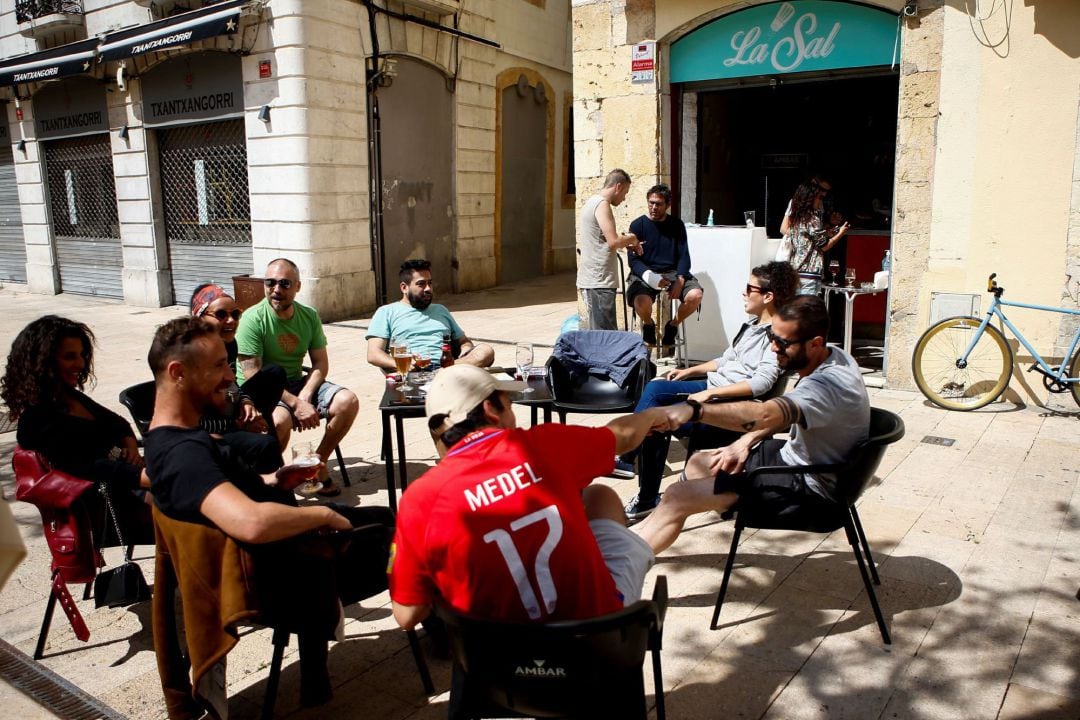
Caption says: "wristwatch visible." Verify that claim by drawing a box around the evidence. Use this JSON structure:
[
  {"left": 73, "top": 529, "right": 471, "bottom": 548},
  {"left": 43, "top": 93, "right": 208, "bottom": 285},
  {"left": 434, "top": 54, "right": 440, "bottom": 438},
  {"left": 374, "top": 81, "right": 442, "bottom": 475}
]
[{"left": 686, "top": 397, "right": 703, "bottom": 423}]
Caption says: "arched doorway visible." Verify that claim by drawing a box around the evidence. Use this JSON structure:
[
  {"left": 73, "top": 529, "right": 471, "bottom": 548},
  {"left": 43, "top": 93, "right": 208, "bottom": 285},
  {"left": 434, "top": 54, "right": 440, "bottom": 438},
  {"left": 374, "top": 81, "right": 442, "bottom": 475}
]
[{"left": 497, "top": 69, "right": 554, "bottom": 285}]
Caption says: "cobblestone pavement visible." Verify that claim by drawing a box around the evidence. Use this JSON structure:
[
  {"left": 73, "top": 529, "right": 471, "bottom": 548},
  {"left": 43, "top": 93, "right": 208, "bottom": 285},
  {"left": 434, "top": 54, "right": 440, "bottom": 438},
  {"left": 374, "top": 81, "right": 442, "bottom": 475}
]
[{"left": 0, "top": 274, "right": 1077, "bottom": 719}]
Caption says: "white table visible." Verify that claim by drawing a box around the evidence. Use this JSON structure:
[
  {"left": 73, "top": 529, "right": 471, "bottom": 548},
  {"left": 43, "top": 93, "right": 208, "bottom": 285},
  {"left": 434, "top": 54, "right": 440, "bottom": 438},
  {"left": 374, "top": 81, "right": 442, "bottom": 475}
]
[{"left": 823, "top": 284, "right": 886, "bottom": 355}]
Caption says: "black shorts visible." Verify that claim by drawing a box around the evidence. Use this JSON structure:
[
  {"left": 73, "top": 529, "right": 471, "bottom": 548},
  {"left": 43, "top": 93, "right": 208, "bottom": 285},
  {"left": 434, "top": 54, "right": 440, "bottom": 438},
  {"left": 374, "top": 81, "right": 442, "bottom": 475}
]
[
  {"left": 713, "top": 440, "right": 832, "bottom": 520},
  {"left": 626, "top": 273, "right": 702, "bottom": 306}
]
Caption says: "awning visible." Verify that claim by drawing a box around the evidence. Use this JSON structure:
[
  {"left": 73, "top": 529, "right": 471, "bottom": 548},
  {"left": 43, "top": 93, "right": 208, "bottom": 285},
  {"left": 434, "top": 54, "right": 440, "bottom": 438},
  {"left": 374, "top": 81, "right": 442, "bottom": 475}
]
[
  {"left": 98, "top": 0, "right": 249, "bottom": 63},
  {"left": 0, "top": 38, "right": 99, "bottom": 87}
]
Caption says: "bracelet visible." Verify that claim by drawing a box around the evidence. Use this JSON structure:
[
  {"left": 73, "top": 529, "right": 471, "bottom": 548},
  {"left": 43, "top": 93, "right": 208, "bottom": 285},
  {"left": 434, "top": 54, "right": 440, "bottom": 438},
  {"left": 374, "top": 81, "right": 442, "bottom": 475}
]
[{"left": 686, "top": 398, "right": 703, "bottom": 423}]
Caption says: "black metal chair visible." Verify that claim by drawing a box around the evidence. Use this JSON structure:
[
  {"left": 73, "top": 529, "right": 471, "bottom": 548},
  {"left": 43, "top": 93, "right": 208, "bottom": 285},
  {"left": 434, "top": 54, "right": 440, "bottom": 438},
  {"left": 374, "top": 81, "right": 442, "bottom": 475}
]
[
  {"left": 119, "top": 381, "right": 351, "bottom": 487},
  {"left": 435, "top": 575, "right": 668, "bottom": 720},
  {"left": 710, "top": 407, "right": 905, "bottom": 645},
  {"left": 545, "top": 336, "right": 651, "bottom": 423}
]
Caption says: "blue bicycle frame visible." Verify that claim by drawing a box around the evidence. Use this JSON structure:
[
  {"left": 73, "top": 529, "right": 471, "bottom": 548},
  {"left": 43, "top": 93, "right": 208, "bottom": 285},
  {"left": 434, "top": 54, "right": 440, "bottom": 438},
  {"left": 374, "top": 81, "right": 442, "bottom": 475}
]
[{"left": 963, "top": 294, "right": 1080, "bottom": 385}]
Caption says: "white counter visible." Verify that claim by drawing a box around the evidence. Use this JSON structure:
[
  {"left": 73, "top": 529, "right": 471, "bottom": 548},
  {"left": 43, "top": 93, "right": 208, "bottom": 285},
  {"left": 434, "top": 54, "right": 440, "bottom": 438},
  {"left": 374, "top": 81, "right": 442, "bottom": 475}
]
[{"left": 682, "top": 226, "right": 779, "bottom": 363}]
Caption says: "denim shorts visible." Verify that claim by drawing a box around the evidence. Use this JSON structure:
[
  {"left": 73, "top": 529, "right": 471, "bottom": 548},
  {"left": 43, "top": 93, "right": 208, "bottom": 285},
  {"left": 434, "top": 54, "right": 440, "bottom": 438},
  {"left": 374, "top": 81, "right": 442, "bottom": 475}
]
[{"left": 279, "top": 378, "right": 345, "bottom": 418}]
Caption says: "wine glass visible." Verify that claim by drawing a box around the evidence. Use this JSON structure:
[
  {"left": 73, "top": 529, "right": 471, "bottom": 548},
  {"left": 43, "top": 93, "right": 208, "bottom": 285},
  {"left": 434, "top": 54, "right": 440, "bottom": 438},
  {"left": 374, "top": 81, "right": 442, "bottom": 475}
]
[
  {"left": 291, "top": 441, "right": 323, "bottom": 496},
  {"left": 394, "top": 343, "right": 414, "bottom": 391},
  {"left": 844, "top": 268, "right": 857, "bottom": 287},
  {"left": 828, "top": 259, "right": 840, "bottom": 286},
  {"left": 515, "top": 342, "right": 535, "bottom": 394}
]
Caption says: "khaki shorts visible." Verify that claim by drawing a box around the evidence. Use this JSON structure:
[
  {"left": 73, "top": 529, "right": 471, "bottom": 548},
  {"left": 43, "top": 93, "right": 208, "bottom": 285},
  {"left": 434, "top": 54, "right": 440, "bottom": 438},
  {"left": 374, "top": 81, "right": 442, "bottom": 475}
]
[{"left": 589, "top": 518, "right": 655, "bottom": 605}]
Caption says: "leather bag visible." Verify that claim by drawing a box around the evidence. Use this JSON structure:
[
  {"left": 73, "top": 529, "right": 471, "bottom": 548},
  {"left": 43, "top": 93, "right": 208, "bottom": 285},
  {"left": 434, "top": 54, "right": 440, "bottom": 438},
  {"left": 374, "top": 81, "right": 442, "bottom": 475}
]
[{"left": 93, "top": 482, "right": 151, "bottom": 608}]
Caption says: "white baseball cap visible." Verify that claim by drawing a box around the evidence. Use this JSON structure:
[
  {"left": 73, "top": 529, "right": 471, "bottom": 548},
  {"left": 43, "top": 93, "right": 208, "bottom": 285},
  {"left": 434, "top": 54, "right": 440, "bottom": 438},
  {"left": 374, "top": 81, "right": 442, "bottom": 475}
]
[{"left": 425, "top": 365, "right": 526, "bottom": 427}]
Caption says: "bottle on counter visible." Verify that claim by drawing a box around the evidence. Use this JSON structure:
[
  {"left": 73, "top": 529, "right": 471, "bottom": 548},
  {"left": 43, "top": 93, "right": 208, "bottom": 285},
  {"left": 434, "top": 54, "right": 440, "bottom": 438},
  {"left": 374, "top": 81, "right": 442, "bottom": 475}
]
[
  {"left": 882, "top": 250, "right": 891, "bottom": 271},
  {"left": 440, "top": 332, "right": 454, "bottom": 368},
  {"left": 706, "top": 209, "right": 714, "bottom": 226}
]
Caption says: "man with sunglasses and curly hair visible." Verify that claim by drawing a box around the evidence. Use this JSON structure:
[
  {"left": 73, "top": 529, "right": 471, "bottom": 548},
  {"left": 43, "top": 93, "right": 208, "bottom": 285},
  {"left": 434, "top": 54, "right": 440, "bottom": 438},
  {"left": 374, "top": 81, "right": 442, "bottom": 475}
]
[
  {"left": 633, "top": 296, "right": 869, "bottom": 554},
  {"left": 235, "top": 258, "right": 359, "bottom": 496}
]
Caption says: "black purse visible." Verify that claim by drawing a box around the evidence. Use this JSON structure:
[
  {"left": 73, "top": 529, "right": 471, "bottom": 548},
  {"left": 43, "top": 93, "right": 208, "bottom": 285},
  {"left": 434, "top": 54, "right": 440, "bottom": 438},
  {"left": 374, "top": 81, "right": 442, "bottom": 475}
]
[{"left": 93, "top": 483, "right": 151, "bottom": 609}]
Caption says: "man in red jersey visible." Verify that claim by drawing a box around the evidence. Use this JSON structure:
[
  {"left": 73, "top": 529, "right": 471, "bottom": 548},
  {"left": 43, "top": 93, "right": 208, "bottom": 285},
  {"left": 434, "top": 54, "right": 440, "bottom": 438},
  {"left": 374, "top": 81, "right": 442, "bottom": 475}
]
[{"left": 388, "top": 365, "right": 685, "bottom": 628}]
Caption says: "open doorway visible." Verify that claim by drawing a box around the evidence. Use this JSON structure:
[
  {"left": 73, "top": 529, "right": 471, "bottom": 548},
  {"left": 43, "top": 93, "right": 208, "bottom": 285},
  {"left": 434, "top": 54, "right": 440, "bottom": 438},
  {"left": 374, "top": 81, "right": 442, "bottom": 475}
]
[{"left": 695, "top": 72, "right": 898, "bottom": 237}]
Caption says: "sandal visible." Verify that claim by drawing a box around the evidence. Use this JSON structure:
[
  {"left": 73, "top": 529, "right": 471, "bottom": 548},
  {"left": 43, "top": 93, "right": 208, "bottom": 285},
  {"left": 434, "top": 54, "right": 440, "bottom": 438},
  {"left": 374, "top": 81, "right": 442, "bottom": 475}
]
[{"left": 316, "top": 481, "right": 342, "bottom": 498}]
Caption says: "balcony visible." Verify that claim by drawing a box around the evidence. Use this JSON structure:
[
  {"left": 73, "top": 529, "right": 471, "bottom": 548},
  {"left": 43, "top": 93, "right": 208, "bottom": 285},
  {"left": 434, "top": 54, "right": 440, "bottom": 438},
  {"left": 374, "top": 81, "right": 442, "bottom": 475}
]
[{"left": 16, "top": 0, "right": 84, "bottom": 40}]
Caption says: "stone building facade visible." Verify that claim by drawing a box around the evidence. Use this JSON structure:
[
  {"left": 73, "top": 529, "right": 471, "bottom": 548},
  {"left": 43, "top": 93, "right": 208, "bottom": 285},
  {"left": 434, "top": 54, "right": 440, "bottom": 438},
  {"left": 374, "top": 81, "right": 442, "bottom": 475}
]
[
  {"left": 571, "top": 0, "right": 1080, "bottom": 398},
  {"left": 0, "top": 0, "right": 575, "bottom": 320}
]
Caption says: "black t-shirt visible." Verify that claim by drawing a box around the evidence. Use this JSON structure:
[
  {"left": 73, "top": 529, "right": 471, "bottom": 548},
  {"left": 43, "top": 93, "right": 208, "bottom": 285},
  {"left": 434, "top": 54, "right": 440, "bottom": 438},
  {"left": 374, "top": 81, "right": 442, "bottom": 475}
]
[{"left": 145, "top": 425, "right": 291, "bottom": 525}]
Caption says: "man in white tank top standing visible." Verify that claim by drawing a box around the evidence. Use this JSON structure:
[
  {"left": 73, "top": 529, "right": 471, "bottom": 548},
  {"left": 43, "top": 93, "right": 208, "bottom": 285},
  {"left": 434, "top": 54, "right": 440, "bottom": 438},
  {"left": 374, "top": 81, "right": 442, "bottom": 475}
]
[{"left": 576, "top": 169, "right": 643, "bottom": 329}]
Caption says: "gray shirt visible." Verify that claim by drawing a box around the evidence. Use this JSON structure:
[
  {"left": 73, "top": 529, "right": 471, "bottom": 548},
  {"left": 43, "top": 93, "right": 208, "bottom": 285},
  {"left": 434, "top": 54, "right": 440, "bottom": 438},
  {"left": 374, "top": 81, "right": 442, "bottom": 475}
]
[
  {"left": 780, "top": 348, "right": 870, "bottom": 500},
  {"left": 706, "top": 321, "right": 781, "bottom": 398},
  {"left": 576, "top": 194, "right": 618, "bottom": 289}
]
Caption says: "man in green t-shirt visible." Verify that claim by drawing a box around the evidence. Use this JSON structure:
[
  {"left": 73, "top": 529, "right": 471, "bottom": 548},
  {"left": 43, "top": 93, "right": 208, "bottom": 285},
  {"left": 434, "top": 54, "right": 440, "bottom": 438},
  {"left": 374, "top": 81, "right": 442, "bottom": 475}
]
[{"left": 236, "top": 258, "right": 358, "bottom": 496}]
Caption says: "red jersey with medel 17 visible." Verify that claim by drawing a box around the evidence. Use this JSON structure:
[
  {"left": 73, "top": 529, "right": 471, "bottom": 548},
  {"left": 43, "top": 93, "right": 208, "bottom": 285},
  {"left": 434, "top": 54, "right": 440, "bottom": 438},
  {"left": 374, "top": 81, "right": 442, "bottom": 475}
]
[{"left": 388, "top": 423, "right": 621, "bottom": 622}]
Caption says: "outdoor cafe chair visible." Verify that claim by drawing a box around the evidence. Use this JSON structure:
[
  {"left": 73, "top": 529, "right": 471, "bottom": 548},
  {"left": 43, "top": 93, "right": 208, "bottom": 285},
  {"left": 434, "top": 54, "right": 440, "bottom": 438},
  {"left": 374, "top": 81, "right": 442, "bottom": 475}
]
[
  {"left": 435, "top": 575, "right": 669, "bottom": 720},
  {"left": 710, "top": 407, "right": 905, "bottom": 645},
  {"left": 119, "top": 380, "right": 351, "bottom": 487},
  {"left": 152, "top": 506, "right": 433, "bottom": 720},
  {"left": 544, "top": 332, "right": 651, "bottom": 423}
]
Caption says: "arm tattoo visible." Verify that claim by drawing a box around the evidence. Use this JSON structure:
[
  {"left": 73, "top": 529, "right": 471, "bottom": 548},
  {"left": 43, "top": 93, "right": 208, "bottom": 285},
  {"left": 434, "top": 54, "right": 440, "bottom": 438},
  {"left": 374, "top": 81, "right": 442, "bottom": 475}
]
[
  {"left": 238, "top": 356, "right": 261, "bottom": 376},
  {"left": 771, "top": 396, "right": 800, "bottom": 429}
]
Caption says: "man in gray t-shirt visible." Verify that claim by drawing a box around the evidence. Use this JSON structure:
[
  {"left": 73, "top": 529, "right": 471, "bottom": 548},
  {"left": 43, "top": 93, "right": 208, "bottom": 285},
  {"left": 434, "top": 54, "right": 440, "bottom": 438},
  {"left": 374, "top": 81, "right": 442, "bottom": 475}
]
[
  {"left": 632, "top": 296, "right": 870, "bottom": 555},
  {"left": 576, "top": 168, "right": 643, "bottom": 330}
]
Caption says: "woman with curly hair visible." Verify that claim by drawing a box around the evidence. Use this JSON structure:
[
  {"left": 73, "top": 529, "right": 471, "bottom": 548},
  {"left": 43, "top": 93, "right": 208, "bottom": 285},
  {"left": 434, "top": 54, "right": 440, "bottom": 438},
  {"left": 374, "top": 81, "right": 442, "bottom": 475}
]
[
  {"left": 2, "top": 316, "right": 150, "bottom": 538},
  {"left": 780, "top": 177, "right": 851, "bottom": 295}
]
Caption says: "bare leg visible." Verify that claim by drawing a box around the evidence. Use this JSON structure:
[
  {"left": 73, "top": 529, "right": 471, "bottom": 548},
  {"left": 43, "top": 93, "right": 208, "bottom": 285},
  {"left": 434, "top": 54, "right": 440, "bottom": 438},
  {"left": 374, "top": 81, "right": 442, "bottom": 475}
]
[
  {"left": 315, "top": 389, "right": 359, "bottom": 465},
  {"left": 272, "top": 406, "right": 292, "bottom": 450},
  {"left": 633, "top": 452, "right": 738, "bottom": 554},
  {"left": 634, "top": 295, "right": 654, "bottom": 329},
  {"left": 583, "top": 485, "right": 627, "bottom": 524},
  {"left": 457, "top": 343, "right": 495, "bottom": 368},
  {"left": 674, "top": 288, "right": 703, "bottom": 324}
]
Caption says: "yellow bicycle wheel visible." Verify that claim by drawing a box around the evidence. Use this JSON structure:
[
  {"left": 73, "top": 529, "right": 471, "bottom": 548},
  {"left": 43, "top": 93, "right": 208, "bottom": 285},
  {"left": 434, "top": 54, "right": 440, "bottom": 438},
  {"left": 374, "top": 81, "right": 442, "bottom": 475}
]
[{"left": 912, "top": 317, "right": 1012, "bottom": 410}]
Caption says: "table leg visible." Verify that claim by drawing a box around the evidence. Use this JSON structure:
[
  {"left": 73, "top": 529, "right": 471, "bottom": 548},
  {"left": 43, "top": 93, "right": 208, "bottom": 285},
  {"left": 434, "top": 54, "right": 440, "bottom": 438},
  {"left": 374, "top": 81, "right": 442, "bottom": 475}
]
[
  {"left": 530, "top": 406, "right": 538, "bottom": 427},
  {"left": 396, "top": 416, "right": 409, "bottom": 494},
  {"left": 844, "top": 293, "right": 856, "bottom": 355},
  {"left": 543, "top": 406, "right": 552, "bottom": 423},
  {"left": 381, "top": 412, "right": 397, "bottom": 513}
]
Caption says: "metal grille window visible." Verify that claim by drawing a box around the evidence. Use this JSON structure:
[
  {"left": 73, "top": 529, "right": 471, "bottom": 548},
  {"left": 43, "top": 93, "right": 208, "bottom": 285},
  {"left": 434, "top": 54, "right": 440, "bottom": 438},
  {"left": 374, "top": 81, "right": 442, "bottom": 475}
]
[
  {"left": 43, "top": 135, "right": 123, "bottom": 298},
  {"left": 159, "top": 119, "right": 252, "bottom": 304}
]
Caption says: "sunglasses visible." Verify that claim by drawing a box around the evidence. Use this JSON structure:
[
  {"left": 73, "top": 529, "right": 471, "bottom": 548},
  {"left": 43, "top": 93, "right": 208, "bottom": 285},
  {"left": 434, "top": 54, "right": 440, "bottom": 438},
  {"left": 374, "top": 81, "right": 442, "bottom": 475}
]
[
  {"left": 264, "top": 278, "right": 294, "bottom": 290},
  {"left": 765, "top": 326, "right": 814, "bottom": 350},
  {"left": 207, "top": 309, "right": 242, "bottom": 321},
  {"left": 745, "top": 283, "right": 771, "bottom": 295}
]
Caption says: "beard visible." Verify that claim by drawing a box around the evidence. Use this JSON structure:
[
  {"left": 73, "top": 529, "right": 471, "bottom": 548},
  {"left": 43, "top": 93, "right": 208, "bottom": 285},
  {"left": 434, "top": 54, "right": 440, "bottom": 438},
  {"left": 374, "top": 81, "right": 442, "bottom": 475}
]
[
  {"left": 778, "top": 347, "right": 810, "bottom": 373},
  {"left": 407, "top": 290, "right": 433, "bottom": 310}
]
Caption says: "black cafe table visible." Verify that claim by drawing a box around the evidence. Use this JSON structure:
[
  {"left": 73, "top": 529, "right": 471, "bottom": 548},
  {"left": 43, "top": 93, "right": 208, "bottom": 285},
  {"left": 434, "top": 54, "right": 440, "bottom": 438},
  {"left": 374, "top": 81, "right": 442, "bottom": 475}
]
[{"left": 378, "top": 369, "right": 553, "bottom": 512}]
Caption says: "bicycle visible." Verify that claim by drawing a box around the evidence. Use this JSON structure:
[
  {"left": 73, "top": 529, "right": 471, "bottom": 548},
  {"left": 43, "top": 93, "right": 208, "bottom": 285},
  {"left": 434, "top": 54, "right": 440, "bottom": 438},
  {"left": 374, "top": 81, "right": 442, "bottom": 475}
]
[{"left": 912, "top": 273, "right": 1080, "bottom": 410}]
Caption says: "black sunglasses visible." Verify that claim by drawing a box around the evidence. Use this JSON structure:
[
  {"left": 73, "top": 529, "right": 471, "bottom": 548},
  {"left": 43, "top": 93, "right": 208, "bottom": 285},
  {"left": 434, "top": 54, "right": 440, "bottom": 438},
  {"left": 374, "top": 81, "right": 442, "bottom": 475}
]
[
  {"left": 208, "top": 309, "right": 242, "bottom": 321},
  {"left": 264, "top": 278, "right": 294, "bottom": 290},
  {"left": 765, "top": 326, "right": 814, "bottom": 350},
  {"left": 745, "top": 283, "right": 771, "bottom": 295}
]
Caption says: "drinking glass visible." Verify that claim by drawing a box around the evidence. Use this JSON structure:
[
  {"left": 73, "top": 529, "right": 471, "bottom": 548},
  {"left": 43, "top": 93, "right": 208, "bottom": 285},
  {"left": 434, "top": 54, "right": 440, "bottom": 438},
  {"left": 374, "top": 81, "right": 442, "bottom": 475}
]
[
  {"left": 828, "top": 259, "right": 840, "bottom": 286},
  {"left": 291, "top": 441, "right": 322, "bottom": 495},
  {"left": 845, "top": 268, "right": 857, "bottom": 287},
  {"left": 394, "top": 343, "right": 414, "bottom": 391},
  {"left": 515, "top": 342, "right": 535, "bottom": 394},
  {"left": 412, "top": 353, "right": 432, "bottom": 383},
  {"left": 743, "top": 210, "right": 756, "bottom": 228}
]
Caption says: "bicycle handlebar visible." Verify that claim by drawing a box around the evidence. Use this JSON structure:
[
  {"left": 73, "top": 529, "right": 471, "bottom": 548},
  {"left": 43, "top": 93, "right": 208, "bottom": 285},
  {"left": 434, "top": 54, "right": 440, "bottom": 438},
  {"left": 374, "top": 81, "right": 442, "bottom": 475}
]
[{"left": 988, "top": 273, "right": 1004, "bottom": 297}]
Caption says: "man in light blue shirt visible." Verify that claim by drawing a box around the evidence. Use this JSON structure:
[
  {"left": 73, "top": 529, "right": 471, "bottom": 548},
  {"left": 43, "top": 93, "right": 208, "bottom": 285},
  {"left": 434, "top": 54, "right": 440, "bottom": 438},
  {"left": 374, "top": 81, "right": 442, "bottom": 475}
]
[{"left": 366, "top": 259, "right": 494, "bottom": 372}]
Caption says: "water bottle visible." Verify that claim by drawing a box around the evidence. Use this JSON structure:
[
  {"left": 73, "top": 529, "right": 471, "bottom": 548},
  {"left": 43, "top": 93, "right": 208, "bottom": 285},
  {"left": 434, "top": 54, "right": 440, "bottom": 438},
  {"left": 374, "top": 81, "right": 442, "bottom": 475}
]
[
  {"left": 706, "top": 209, "right": 714, "bottom": 226},
  {"left": 882, "top": 250, "right": 891, "bottom": 271}
]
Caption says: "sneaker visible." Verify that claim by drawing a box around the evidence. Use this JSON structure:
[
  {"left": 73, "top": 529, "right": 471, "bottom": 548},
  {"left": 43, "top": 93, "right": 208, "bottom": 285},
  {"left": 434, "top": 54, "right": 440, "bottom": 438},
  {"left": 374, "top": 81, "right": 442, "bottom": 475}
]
[
  {"left": 661, "top": 321, "right": 679, "bottom": 348},
  {"left": 608, "top": 457, "right": 636, "bottom": 479},
  {"left": 642, "top": 323, "right": 657, "bottom": 346},
  {"left": 624, "top": 493, "right": 662, "bottom": 521}
]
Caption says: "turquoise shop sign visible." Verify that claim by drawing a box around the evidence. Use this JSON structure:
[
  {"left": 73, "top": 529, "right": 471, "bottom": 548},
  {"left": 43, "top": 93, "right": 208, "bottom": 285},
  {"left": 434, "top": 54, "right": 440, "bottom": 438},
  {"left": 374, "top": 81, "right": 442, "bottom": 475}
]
[{"left": 671, "top": 1, "right": 899, "bottom": 83}]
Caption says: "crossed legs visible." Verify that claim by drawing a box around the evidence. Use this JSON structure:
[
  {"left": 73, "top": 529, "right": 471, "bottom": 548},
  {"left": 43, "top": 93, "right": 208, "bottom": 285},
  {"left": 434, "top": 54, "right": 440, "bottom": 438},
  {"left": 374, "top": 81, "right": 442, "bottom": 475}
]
[{"left": 634, "top": 451, "right": 738, "bottom": 554}]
